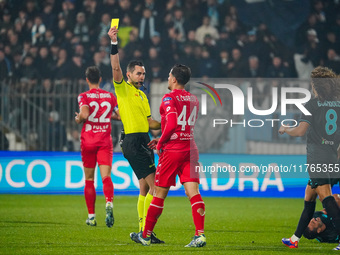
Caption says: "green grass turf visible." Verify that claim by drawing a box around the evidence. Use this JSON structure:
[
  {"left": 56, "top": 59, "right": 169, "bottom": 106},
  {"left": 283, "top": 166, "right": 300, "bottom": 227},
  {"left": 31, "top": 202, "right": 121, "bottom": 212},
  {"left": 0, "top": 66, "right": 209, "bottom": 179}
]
[{"left": 0, "top": 195, "right": 338, "bottom": 254}]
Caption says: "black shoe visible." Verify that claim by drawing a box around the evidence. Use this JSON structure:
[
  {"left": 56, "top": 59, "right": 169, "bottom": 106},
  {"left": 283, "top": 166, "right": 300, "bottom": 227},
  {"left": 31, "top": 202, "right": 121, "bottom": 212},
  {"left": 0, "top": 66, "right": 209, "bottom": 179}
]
[{"left": 151, "top": 232, "right": 165, "bottom": 244}]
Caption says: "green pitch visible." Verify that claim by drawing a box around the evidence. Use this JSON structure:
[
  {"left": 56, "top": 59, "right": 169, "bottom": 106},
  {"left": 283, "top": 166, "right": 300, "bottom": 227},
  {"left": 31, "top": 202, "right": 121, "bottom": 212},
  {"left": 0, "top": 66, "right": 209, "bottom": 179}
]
[{"left": 0, "top": 195, "right": 337, "bottom": 254}]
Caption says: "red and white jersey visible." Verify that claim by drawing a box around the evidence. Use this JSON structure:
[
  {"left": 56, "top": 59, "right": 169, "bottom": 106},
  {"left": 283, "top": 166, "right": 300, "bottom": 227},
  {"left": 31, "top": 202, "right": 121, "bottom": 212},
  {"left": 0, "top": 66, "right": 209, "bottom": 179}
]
[
  {"left": 78, "top": 88, "right": 118, "bottom": 146},
  {"left": 159, "top": 89, "right": 199, "bottom": 151}
]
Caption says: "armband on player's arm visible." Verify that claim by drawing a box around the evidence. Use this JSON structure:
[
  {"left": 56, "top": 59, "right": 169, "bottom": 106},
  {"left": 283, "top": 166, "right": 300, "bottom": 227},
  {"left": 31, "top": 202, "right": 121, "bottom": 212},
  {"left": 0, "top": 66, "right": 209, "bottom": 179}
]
[{"left": 156, "top": 113, "right": 177, "bottom": 150}]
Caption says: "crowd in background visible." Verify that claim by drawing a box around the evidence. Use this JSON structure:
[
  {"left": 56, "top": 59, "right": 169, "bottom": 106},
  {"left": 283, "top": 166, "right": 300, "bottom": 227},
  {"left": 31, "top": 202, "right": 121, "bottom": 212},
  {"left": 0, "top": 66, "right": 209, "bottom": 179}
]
[{"left": 1, "top": 0, "right": 340, "bottom": 151}]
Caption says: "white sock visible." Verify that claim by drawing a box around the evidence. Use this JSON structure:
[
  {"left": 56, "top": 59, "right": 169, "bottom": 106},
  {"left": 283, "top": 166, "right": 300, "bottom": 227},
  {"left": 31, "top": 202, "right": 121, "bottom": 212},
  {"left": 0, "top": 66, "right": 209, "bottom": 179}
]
[
  {"left": 88, "top": 213, "right": 95, "bottom": 219},
  {"left": 291, "top": 234, "right": 300, "bottom": 242},
  {"left": 106, "top": 202, "right": 113, "bottom": 208}
]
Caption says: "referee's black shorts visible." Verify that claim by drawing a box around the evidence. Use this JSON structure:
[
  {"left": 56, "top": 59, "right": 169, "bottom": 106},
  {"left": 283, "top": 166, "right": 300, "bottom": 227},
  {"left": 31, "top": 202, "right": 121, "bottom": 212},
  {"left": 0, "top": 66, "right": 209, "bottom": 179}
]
[{"left": 121, "top": 132, "right": 156, "bottom": 180}]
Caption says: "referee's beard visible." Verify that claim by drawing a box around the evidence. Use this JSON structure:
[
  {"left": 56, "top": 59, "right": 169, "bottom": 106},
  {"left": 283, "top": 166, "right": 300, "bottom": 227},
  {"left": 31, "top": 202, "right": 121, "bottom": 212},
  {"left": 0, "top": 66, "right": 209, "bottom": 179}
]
[{"left": 129, "top": 79, "right": 143, "bottom": 89}]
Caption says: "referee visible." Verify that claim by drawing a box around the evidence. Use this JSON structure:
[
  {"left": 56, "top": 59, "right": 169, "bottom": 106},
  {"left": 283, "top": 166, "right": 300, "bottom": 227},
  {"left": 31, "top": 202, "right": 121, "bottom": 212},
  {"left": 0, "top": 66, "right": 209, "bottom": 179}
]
[{"left": 108, "top": 27, "right": 163, "bottom": 244}]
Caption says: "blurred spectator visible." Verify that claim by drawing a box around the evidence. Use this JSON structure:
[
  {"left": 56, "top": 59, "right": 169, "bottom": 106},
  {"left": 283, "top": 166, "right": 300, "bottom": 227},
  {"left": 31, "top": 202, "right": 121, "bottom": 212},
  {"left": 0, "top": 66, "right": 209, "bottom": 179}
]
[
  {"left": 60, "top": 29, "right": 74, "bottom": 54},
  {"left": 296, "top": 14, "right": 324, "bottom": 47},
  {"left": 170, "top": 8, "right": 187, "bottom": 43},
  {"left": 331, "top": 14, "right": 340, "bottom": 39},
  {"left": 227, "top": 48, "right": 246, "bottom": 78},
  {"left": 244, "top": 56, "right": 264, "bottom": 78},
  {"left": 52, "top": 48, "right": 71, "bottom": 82},
  {"left": 145, "top": 47, "right": 164, "bottom": 77},
  {"left": 59, "top": 0, "right": 76, "bottom": 30},
  {"left": 182, "top": 0, "right": 201, "bottom": 31},
  {"left": 217, "top": 49, "right": 230, "bottom": 78},
  {"left": 205, "top": 0, "right": 220, "bottom": 27},
  {"left": 266, "top": 56, "right": 290, "bottom": 78},
  {"left": 324, "top": 49, "right": 340, "bottom": 73},
  {"left": 118, "top": 0, "right": 135, "bottom": 23},
  {"left": 67, "top": 129, "right": 80, "bottom": 152},
  {"left": 195, "top": 16, "right": 219, "bottom": 45},
  {"left": 55, "top": 18, "right": 67, "bottom": 44},
  {"left": 20, "top": 54, "right": 39, "bottom": 86},
  {"left": 179, "top": 44, "right": 194, "bottom": 68},
  {"left": 41, "top": 3, "right": 56, "bottom": 30},
  {"left": 73, "top": 12, "right": 90, "bottom": 46},
  {"left": 124, "top": 29, "right": 142, "bottom": 59},
  {"left": 199, "top": 48, "right": 218, "bottom": 78},
  {"left": 216, "top": 30, "right": 238, "bottom": 52},
  {"left": 11, "top": 50, "right": 23, "bottom": 82},
  {"left": 97, "top": 35, "right": 111, "bottom": 57},
  {"left": 243, "top": 30, "right": 265, "bottom": 59},
  {"left": 220, "top": 15, "right": 240, "bottom": 42},
  {"left": 0, "top": 129, "right": 9, "bottom": 150},
  {"left": 139, "top": 8, "right": 158, "bottom": 45},
  {"left": 34, "top": 78, "right": 55, "bottom": 112},
  {"left": 50, "top": 43, "right": 59, "bottom": 62},
  {"left": 8, "top": 31, "right": 21, "bottom": 54},
  {"left": 13, "top": 20, "right": 24, "bottom": 41},
  {"left": 31, "top": 16, "right": 46, "bottom": 46},
  {"left": 41, "top": 29, "right": 55, "bottom": 46},
  {"left": 74, "top": 44, "right": 90, "bottom": 66},
  {"left": 323, "top": 31, "right": 340, "bottom": 57},
  {"left": 203, "top": 34, "right": 218, "bottom": 58},
  {"left": 47, "top": 110, "right": 67, "bottom": 151},
  {"left": 14, "top": 9, "right": 28, "bottom": 28},
  {"left": 102, "top": 0, "right": 120, "bottom": 20},
  {"left": 36, "top": 46, "right": 53, "bottom": 79},
  {"left": 0, "top": 9, "right": 13, "bottom": 38},
  {"left": 92, "top": 51, "right": 111, "bottom": 82},
  {"left": 71, "top": 54, "right": 86, "bottom": 80},
  {"left": 24, "top": 0, "right": 39, "bottom": 21},
  {"left": 186, "top": 30, "right": 200, "bottom": 48},
  {"left": 82, "top": 0, "right": 99, "bottom": 31},
  {"left": 0, "top": 49, "right": 11, "bottom": 81},
  {"left": 97, "top": 13, "right": 111, "bottom": 42},
  {"left": 300, "top": 28, "right": 323, "bottom": 67}
]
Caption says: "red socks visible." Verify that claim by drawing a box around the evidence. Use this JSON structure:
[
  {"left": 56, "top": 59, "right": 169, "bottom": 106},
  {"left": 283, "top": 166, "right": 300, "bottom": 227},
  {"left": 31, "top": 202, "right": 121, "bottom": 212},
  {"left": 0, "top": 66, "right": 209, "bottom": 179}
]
[
  {"left": 190, "top": 194, "right": 205, "bottom": 236},
  {"left": 102, "top": 176, "right": 114, "bottom": 203},
  {"left": 85, "top": 180, "right": 96, "bottom": 214},
  {"left": 143, "top": 197, "right": 164, "bottom": 238}
]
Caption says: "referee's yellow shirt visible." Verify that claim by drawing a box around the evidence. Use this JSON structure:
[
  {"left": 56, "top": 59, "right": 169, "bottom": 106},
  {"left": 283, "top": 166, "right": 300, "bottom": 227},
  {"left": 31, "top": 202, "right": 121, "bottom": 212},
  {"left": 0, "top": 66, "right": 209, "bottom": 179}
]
[{"left": 114, "top": 78, "right": 151, "bottom": 134}]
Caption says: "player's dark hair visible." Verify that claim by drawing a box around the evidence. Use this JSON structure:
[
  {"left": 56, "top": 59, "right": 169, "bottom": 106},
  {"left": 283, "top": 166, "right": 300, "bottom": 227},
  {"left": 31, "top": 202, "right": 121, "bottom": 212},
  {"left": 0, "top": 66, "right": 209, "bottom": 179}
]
[
  {"left": 171, "top": 64, "right": 191, "bottom": 86},
  {"left": 303, "top": 227, "right": 318, "bottom": 240},
  {"left": 85, "top": 66, "right": 101, "bottom": 84},
  {"left": 127, "top": 60, "right": 144, "bottom": 73},
  {"left": 311, "top": 66, "right": 339, "bottom": 101}
]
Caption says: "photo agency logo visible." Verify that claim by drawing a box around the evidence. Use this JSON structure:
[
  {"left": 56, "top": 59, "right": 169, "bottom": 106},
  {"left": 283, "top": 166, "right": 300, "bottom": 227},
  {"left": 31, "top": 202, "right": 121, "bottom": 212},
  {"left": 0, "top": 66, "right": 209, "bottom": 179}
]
[{"left": 193, "top": 79, "right": 312, "bottom": 128}]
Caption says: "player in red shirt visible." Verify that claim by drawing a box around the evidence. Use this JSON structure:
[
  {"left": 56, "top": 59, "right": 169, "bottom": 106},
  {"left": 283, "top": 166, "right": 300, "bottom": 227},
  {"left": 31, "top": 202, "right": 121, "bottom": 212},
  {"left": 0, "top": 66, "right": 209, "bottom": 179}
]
[
  {"left": 130, "top": 64, "right": 206, "bottom": 247},
  {"left": 75, "top": 66, "right": 120, "bottom": 228}
]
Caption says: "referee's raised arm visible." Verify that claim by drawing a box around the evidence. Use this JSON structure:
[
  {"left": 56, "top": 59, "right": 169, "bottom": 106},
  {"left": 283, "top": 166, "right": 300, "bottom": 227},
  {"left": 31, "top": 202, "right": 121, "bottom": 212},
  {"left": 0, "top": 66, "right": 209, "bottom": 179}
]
[{"left": 108, "top": 27, "right": 123, "bottom": 83}]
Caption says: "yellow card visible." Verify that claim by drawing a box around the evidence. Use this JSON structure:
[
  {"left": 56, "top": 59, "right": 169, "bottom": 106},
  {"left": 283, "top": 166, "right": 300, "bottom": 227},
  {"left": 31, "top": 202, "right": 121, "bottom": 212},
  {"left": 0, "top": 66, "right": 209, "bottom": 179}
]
[{"left": 111, "top": 18, "right": 119, "bottom": 29}]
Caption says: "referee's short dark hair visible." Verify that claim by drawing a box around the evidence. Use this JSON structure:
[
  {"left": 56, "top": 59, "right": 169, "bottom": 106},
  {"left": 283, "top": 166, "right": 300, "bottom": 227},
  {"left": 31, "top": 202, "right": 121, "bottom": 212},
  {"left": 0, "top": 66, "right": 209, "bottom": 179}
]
[
  {"left": 85, "top": 66, "right": 101, "bottom": 84},
  {"left": 127, "top": 60, "right": 144, "bottom": 73},
  {"left": 171, "top": 64, "right": 191, "bottom": 86}
]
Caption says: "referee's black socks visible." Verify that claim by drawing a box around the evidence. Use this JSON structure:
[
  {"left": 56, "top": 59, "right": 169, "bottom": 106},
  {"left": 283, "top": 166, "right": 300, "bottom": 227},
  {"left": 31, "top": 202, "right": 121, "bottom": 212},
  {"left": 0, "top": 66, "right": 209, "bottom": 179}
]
[{"left": 294, "top": 200, "right": 316, "bottom": 238}]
